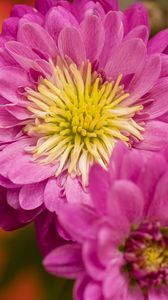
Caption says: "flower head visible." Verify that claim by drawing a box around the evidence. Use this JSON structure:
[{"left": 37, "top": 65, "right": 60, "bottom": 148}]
[
  {"left": 0, "top": 0, "right": 168, "bottom": 231},
  {"left": 44, "top": 143, "right": 168, "bottom": 299}
]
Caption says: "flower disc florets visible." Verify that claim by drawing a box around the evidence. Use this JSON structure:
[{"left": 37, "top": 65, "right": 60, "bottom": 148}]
[
  {"left": 123, "top": 221, "right": 168, "bottom": 289},
  {"left": 25, "top": 60, "right": 143, "bottom": 185}
]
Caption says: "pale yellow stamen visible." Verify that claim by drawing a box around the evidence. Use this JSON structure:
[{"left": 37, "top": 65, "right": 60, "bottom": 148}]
[{"left": 24, "top": 61, "right": 144, "bottom": 185}]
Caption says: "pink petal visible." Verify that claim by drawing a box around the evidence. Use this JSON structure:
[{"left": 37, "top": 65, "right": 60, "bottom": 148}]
[
  {"left": 105, "top": 38, "right": 146, "bottom": 80},
  {"left": 58, "top": 27, "right": 86, "bottom": 65},
  {"left": 43, "top": 244, "right": 83, "bottom": 279},
  {"left": 97, "top": 220, "right": 123, "bottom": 265},
  {"left": 103, "top": 263, "right": 127, "bottom": 299},
  {"left": 0, "top": 187, "right": 23, "bottom": 231},
  {"left": 74, "top": 275, "right": 90, "bottom": 300},
  {"left": 0, "top": 127, "right": 22, "bottom": 143},
  {"left": 58, "top": 204, "right": 98, "bottom": 242},
  {"left": 89, "top": 164, "right": 110, "bottom": 215},
  {"left": 99, "top": 11, "right": 124, "bottom": 67},
  {"left": 143, "top": 78, "right": 168, "bottom": 119},
  {"left": 84, "top": 281, "right": 103, "bottom": 300},
  {"left": 6, "top": 106, "right": 32, "bottom": 120},
  {"left": 0, "top": 138, "right": 31, "bottom": 178},
  {"left": 148, "top": 29, "right": 168, "bottom": 54},
  {"left": 83, "top": 240, "right": 105, "bottom": 280},
  {"left": 108, "top": 142, "right": 128, "bottom": 181},
  {"left": 7, "top": 188, "right": 20, "bottom": 209},
  {"left": 0, "top": 66, "right": 30, "bottom": 103},
  {"left": 125, "top": 25, "right": 149, "bottom": 44},
  {"left": 0, "top": 138, "right": 56, "bottom": 183},
  {"left": 120, "top": 150, "right": 143, "bottom": 181},
  {"left": 137, "top": 152, "right": 167, "bottom": 216},
  {"left": 0, "top": 107, "right": 20, "bottom": 128},
  {"left": 108, "top": 180, "right": 144, "bottom": 225},
  {"left": 148, "top": 288, "right": 168, "bottom": 300},
  {"left": 65, "top": 176, "right": 91, "bottom": 206},
  {"left": 44, "top": 177, "right": 64, "bottom": 212},
  {"left": 35, "top": 210, "right": 64, "bottom": 256},
  {"left": 6, "top": 41, "right": 40, "bottom": 71},
  {"left": 148, "top": 171, "right": 168, "bottom": 225},
  {"left": 124, "top": 3, "right": 149, "bottom": 32},
  {"left": 125, "top": 287, "right": 144, "bottom": 300},
  {"left": 135, "top": 120, "right": 168, "bottom": 151},
  {"left": 17, "top": 21, "right": 57, "bottom": 58},
  {"left": 126, "top": 54, "right": 161, "bottom": 104},
  {"left": 160, "top": 54, "right": 168, "bottom": 77},
  {"left": 45, "top": 7, "right": 78, "bottom": 42},
  {"left": 8, "top": 153, "right": 56, "bottom": 184},
  {"left": 80, "top": 15, "right": 105, "bottom": 62},
  {"left": 19, "top": 182, "right": 45, "bottom": 210}
]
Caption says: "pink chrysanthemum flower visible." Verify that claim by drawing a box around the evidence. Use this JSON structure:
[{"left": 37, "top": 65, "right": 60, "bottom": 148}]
[
  {"left": 44, "top": 143, "right": 168, "bottom": 300},
  {"left": 0, "top": 0, "right": 168, "bottom": 232}
]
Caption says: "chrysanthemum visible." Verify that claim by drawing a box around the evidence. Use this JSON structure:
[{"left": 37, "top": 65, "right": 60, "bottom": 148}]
[
  {"left": 44, "top": 143, "right": 168, "bottom": 299},
  {"left": 0, "top": 0, "right": 168, "bottom": 232}
]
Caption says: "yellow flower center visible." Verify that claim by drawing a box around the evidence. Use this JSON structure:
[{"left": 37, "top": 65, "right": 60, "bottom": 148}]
[
  {"left": 24, "top": 61, "right": 144, "bottom": 185},
  {"left": 143, "top": 242, "right": 168, "bottom": 272}
]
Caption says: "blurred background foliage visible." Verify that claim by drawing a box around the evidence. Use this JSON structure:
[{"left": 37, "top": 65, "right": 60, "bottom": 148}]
[{"left": 0, "top": 0, "right": 168, "bottom": 299}]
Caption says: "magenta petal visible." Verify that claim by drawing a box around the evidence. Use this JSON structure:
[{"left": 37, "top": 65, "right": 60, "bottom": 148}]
[
  {"left": 35, "top": 210, "right": 64, "bottom": 256},
  {"left": 148, "top": 172, "right": 168, "bottom": 225},
  {"left": 124, "top": 3, "right": 149, "bottom": 32},
  {"left": 105, "top": 38, "right": 146, "bottom": 79},
  {"left": 143, "top": 78, "right": 168, "bottom": 119},
  {"left": 2, "top": 17, "right": 19, "bottom": 38},
  {"left": 0, "top": 127, "right": 22, "bottom": 143},
  {"left": 127, "top": 54, "right": 161, "bottom": 104},
  {"left": 19, "top": 182, "right": 45, "bottom": 210},
  {"left": 108, "top": 142, "right": 128, "bottom": 181},
  {"left": 97, "top": 221, "right": 123, "bottom": 265},
  {"left": 161, "top": 54, "right": 168, "bottom": 77},
  {"left": 7, "top": 188, "right": 20, "bottom": 209},
  {"left": 35, "top": 0, "right": 64, "bottom": 15},
  {"left": 65, "top": 176, "right": 91, "bottom": 206},
  {"left": 103, "top": 264, "right": 127, "bottom": 299},
  {"left": 44, "top": 177, "right": 63, "bottom": 212},
  {"left": 148, "top": 288, "right": 168, "bottom": 300},
  {"left": 80, "top": 15, "right": 105, "bottom": 62},
  {"left": 17, "top": 21, "right": 57, "bottom": 58},
  {"left": 125, "top": 287, "right": 144, "bottom": 300},
  {"left": 108, "top": 180, "right": 144, "bottom": 225},
  {"left": 43, "top": 244, "right": 83, "bottom": 279},
  {"left": 11, "top": 4, "right": 35, "bottom": 18},
  {"left": 0, "top": 187, "right": 23, "bottom": 230},
  {"left": 0, "top": 138, "right": 56, "bottom": 184},
  {"left": 148, "top": 29, "right": 168, "bottom": 54},
  {"left": 89, "top": 164, "right": 110, "bottom": 215},
  {"left": 120, "top": 150, "right": 143, "bottom": 181},
  {"left": 74, "top": 275, "right": 90, "bottom": 300},
  {"left": 58, "top": 27, "right": 86, "bottom": 65},
  {"left": 84, "top": 281, "right": 103, "bottom": 300},
  {"left": 45, "top": 7, "right": 78, "bottom": 42},
  {"left": 0, "top": 107, "right": 20, "bottom": 128},
  {"left": 137, "top": 153, "right": 167, "bottom": 215},
  {"left": 99, "top": 11, "right": 124, "bottom": 67},
  {"left": 125, "top": 25, "right": 149, "bottom": 44},
  {"left": 0, "top": 138, "right": 31, "bottom": 178},
  {"left": 59, "top": 204, "right": 98, "bottom": 242},
  {"left": 136, "top": 120, "right": 168, "bottom": 151},
  {"left": 8, "top": 154, "right": 56, "bottom": 184},
  {"left": 6, "top": 106, "right": 32, "bottom": 120},
  {"left": 6, "top": 41, "right": 40, "bottom": 71},
  {"left": 0, "top": 66, "right": 30, "bottom": 103},
  {"left": 83, "top": 240, "right": 105, "bottom": 281}
]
